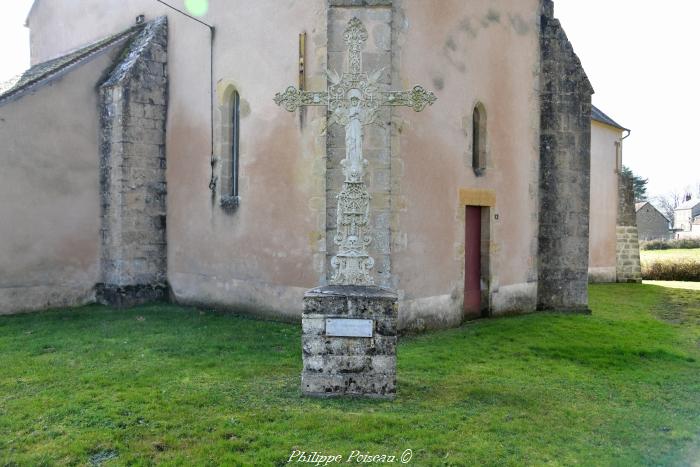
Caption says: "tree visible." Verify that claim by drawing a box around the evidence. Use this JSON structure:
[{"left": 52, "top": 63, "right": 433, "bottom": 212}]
[
  {"left": 621, "top": 166, "right": 648, "bottom": 202},
  {"left": 653, "top": 191, "right": 683, "bottom": 224}
]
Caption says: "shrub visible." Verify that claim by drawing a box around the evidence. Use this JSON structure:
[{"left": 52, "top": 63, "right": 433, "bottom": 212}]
[
  {"left": 642, "top": 240, "right": 671, "bottom": 250},
  {"left": 642, "top": 260, "right": 700, "bottom": 281},
  {"left": 641, "top": 238, "right": 700, "bottom": 250},
  {"left": 674, "top": 238, "right": 700, "bottom": 249}
]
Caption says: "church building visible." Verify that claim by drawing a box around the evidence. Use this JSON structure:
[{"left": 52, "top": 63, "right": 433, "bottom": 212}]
[{"left": 0, "top": 0, "right": 596, "bottom": 331}]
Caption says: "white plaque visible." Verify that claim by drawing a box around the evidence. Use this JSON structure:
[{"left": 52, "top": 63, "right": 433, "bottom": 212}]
[{"left": 325, "top": 318, "right": 373, "bottom": 338}]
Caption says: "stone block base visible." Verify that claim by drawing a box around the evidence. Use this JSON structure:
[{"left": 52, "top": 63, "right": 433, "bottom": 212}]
[
  {"left": 302, "top": 285, "right": 398, "bottom": 398},
  {"left": 616, "top": 225, "right": 642, "bottom": 283},
  {"left": 96, "top": 283, "right": 169, "bottom": 308}
]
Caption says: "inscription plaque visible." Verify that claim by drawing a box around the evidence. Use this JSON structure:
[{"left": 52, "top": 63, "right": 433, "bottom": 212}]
[{"left": 325, "top": 318, "right": 373, "bottom": 338}]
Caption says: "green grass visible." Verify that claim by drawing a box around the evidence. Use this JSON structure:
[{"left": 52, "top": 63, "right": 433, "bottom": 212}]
[
  {"left": 641, "top": 248, "right": 700, "bottom": 263},
  {"left": 1, "top": 285, "right": 699, "bottom": 466}
]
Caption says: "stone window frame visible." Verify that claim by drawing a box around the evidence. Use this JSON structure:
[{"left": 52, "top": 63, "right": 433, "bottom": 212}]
[
  {"left": 471, "top": 102, "right": 488, "bottom": 176},
  {"left": 218, "top": 83, "right": 241, "bottom": 210}
]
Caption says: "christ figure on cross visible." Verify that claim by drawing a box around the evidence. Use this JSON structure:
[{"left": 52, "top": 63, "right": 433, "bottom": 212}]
[
  {"left": 274, "top": 17, "right": 436, "bottom": 285},
  {"left": 338, "top": 88, "right": 371, "bottom": 183}
]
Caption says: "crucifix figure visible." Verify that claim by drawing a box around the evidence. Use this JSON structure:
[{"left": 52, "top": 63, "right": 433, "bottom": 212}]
[{"left": 274, "top": 17, "right": 436, "bottom": 285}]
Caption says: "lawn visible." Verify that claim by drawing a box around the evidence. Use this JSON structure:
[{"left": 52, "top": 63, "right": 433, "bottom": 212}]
[
  {"left": 1, "top": 285, "right": 699, "bottom": 466},
  {"left": 641, "top": 248, "right": 700, "bottom": 263}
]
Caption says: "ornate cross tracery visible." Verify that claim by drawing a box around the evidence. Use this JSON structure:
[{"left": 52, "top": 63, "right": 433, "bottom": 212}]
[{"left": 275, "top": 17, "right": 436, "bottom": 285}]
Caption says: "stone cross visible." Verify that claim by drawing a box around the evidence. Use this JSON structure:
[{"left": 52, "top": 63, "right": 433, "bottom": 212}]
[{"left": 275, "top": 17, "right": 436, "bottom": 286}]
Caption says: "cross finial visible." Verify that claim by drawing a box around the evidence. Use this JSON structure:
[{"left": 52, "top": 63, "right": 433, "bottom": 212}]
[{"left": 344, "top": 17, "right": 368, "bottom": 74}]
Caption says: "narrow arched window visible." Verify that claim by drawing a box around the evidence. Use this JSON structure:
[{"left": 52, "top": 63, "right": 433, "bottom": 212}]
[
  {"left": 219, "top": 86, "right": 240, "bottom": 209},
  {"left": 230, "top": 90, "right": 240, "bottom": 198},
  {"left": 472, "top": 103, "right": 487, "bottom": 175}
]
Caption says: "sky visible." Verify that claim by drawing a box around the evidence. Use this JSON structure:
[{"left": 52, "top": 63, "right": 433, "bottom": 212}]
[
  {"left": 0, "top": 0, "right": 698, "bottom": 201},
  {"left": 554, "top": 0, "right": 700, "bottom": 201},
  {"left": 0, "top": 0, "right": 33, "bottom": 82}
]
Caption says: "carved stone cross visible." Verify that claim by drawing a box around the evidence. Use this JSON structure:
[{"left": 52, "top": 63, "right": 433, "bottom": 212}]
[{"left": 275, "top": 17, "right": 436, "bottom": 285}]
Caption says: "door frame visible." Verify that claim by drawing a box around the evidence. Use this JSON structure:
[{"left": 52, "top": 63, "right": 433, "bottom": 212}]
[{"left": 459, "top": 189, "right": 495, "bottom": 319}]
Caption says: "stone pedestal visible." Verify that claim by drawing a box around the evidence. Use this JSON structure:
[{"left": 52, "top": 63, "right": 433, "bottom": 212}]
[{"left": 301, "top": 285, "right": 398, "bottom": 398}]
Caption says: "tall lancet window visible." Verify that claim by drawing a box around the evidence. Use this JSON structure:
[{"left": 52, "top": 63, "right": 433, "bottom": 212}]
[
  {"left": 472, "top": 103, "right": 487, "bottom": 176},
  {"left": 220, "top": 86, "right": 241, "bottom": 209},
  {"left": 230, "top": 90, "right": 240, "bottom": 198}
]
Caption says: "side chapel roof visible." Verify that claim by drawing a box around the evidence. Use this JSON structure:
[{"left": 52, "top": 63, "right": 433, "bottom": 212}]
[
  {"left": 591, "top": 105, "right": 629, "bottom": 132},
  {"left": 0, "top": 23, "right": 144, "bottom": 106}
]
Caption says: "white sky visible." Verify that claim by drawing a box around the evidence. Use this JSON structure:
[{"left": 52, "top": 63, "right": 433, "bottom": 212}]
[
  {"left": 555, "top": 0, "right": 700, "bottom": 200},
  {"left": 0, "top": 1, "right": 698, "bottom": 199}
]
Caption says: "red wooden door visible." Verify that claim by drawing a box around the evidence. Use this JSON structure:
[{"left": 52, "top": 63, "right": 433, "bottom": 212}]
[{"left": 464, "top": 206, "right": 481, "bottom": 318}]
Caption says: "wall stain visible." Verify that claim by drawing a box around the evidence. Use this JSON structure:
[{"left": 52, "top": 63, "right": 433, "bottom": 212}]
[
  {"left": 485, "top": 9, "right": 501, "bottom": 25},
  {"left": 509, "top": 14, "right": 530, "bottom": 35},
  {"left": 443, "top": 34, "right": 466, "bottom": 73},
  {"left": 458, "top": 18, "right": 477, "bottom": 38},
  {"left": 240, "top": 99, "right": 251, "bottom": 118}
]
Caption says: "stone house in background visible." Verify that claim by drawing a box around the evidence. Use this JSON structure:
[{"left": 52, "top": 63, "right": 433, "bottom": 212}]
[
  {"left": 635, "top": 202, "right": 670, "bottom": 241},
  {"left": 673, "top": 198, "right": 700, "bottom": 239},
  {"left": 1, "top": 0, "right": 597, "bottom": 329}
]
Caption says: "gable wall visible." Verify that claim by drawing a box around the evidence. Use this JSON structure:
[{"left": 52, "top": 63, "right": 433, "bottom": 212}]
[
  {"left": 0, "top": 47, "right": 123, "bottom": 314},
  {"left": 394, "top": 0, "right": 541, "bottom": 327},
  {"left": 588, "top": 121, "right": 620, "bottom": 282},
  {"left": 636, "top": 204, "right": 669, "bottom": 241}
]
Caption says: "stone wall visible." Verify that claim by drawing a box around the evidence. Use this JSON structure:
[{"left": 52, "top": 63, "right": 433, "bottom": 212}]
[
  {"left": 636, "top": 203, "right": 670, "bottom": 241},
  {"left": 97, "top": 17, "right": 169, "bottom": 306},
  {"left": 17, "top": 0, "right": 559, "bottom": 326},
  {"left": 537, "top": 0, "right": 594, "bottom": 311},
  {"left": 616, "top": 173, "right": 642, "bottom": 282},
  {"left": 0, "top": 41, "right": 130, "bottom": 315}
]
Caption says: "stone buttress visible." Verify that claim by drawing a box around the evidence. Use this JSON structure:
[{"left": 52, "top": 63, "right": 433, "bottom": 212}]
[
  {"left": 537, "top": 0, "right": 594, "bottom": 312},
  {"left": 616, "top": 173, "right": 642, "bottom": 282},
  {"left": 97, "top": 17, "right": 169, "bottom": 307}
]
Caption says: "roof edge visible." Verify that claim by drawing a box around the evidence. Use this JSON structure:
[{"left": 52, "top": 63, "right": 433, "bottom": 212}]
[
  {"left": 100, "top": 16, "right": 168, "bottom": 88},
  {"left": 591, "top": 105, "right": 629, "bottom": 132},
  {"left": 0, "top": 24, "right": 144, "bottom": 106},
  {"left": 636, "top": 202, "right": 671, "bottom": 223}
]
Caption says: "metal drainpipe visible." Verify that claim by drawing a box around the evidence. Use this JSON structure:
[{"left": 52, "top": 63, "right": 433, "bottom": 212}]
[{"left": 153, "top": 0, "right": 216, "bottom": 191}]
